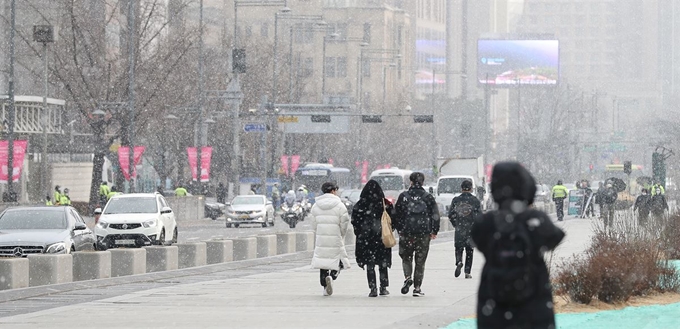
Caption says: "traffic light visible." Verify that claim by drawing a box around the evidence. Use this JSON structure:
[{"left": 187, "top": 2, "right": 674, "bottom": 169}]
[
  {"left": 623, "top": 161, "right": 632, "bottom": 175},
  {"left": 652, "top": 152, "right": 666, "bottom": 188}
]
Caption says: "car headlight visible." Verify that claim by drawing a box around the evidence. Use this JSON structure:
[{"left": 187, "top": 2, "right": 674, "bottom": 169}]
[
  {"left": 46, "top": 242, "right": 67, "bottom": 254},
  {"left": 97, "top": 221, "right": 109, "bottom": 229},
  {"left": 292, "top": 205, "right": 301, "bottom": 211},
  {"left": 142, "top": 219, "right": 157, "bottom": 228}
]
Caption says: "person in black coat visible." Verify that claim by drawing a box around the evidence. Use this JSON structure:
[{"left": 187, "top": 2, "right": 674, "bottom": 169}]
[
  {"left": 351, "top": 180, "right": 394, "bottom": 297},
  {"left": 634, "top": 189, "right": 652, "bottom": 226},
  {"left": 471, "top": 162, "right": 565, "bottom": 329}
]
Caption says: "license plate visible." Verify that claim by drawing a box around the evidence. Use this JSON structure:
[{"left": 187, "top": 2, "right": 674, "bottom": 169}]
[
  {"left": 239, "top": 215, "right": 249, "bottom": 219},
  {"left": 115, "top": 239, "right": 135, "bottom": 245}
]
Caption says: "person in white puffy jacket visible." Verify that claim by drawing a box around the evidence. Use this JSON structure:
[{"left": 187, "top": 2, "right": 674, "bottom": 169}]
[{"left": 310, "top": 182, "right": 351, "bottom": 296}]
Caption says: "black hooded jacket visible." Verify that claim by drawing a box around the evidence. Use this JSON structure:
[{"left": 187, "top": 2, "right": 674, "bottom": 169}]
[
  {"left": 351, "top": 180, "right": 393, "bottom": 268},
  {"left": 394, "top": 185, "right": 440, "bottom": 236},
  {"left": 471, "top": 162, "right": 565, "bottom": 329}
]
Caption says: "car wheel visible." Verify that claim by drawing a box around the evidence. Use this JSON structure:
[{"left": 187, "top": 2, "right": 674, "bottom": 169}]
[
  {"left": 261, "top": 222, "right": 267, "bottom": 228},
  {"left": 234, "top": 224, "right": 240, "bottom": 228},
  {"left": 171, "top": 227, "right": 178, "bottom": 244},
  {"left": 226, "top": 223, "right": 232, "bottom": 228},
  {"left": 158, "top": 229, "right": 166, "bottom": 245}
]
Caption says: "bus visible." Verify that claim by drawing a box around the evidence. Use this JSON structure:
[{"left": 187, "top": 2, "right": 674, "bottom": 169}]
[
  {"left": 294, "top": 163, "right": 352, "bottom": 195},
  {"left": 369, "top": 168, "right": 413, "bottom": 203}
]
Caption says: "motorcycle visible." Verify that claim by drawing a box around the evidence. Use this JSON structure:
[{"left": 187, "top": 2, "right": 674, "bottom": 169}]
[
  {"left": 299, "top": 199, "right": 311, "bottom": 221},
  {"left": 281, "top": 201, "right": 304, "bottom": 228}
]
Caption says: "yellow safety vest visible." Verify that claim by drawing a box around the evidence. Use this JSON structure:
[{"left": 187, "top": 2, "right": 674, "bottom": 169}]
[
  {"left": 60, "top": 195, "right": 71, "bottom": 206},
  {"left": 175, "top": 187, "right": 188, "bottom": 196},
  {"left": 99, "top": 185, "right": 111, "bottom": 196},
  {"left": 552, "top": 185, "right": 568, "bottom": 199}
]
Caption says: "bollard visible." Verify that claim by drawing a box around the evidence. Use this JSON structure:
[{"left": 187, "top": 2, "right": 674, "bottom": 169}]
[
  {"left": 73, "top": 251, "right": 112, "bottom": 281},
  {"left": 145, "top": 246, "right": 179, "bottom": 273},
  {"left": 206, "top": 240, "right": 233, "bottom": 264},
  {"left": 110, "top": 249, "right": 146, "bottom": 277},
  {"left": 0, "top": 258, "right": 29, "bottom": 290},
  {"left": 28, "top": 254, "right": 73, "bottom": 287},
  {"left": 177, "top": 242, "right": 207, "bottom": 269},
  {"left": 232, "top": 237, "right": 257, "bottom": 261},
  {"left": 276, "top": 232, "right": 296, "bottom": 255},
  {"left": 295, "top": 231, "right": 315, "bottom": 252},
  {"left": 256, "top": 235, "right": 277, "bottom": 258}
]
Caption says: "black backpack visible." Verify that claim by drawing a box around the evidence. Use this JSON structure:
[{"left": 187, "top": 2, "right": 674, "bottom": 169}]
[
  {"left": 486, "top": 212, "right": 537, "bottom": 305},
  {"left": 406, "top": 190, "right": 429, "bottom": 218}
]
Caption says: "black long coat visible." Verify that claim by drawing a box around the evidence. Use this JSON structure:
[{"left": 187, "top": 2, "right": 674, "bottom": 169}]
[
  {"left": 472, "top": 162, "right": 565, "bottom": 329},
  {"left": 351, "top": 180, "right": 393, "bottom": 269}
]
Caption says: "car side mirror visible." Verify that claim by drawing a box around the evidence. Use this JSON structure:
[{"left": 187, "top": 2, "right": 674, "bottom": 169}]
[
  {"left": 161, "top": 206, "right": 173, "bottom": 214},
  {"left": 74, "top": 222, "right": 87, "bottom": 231},
  {"left": 94, "top": 208, "right": 102, "bottom": 215}
]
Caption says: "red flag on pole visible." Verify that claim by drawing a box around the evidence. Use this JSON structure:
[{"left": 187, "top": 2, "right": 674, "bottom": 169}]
[
  {"left": 200, "top": 146, "right": 212, "bottom": 182},
  {"left": 0, "top": 140, "right": 28, "bottom": 183},
  {"left": 281, "top": 155, "right": 290, "bottom": 176},
  {"left": 118, "top": 146, "right": 145, "bottom": 181}
]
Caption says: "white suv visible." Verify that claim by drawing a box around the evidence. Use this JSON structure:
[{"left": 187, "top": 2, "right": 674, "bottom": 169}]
[{"left": 95, "top": 193, "right": 177, "bottom": 249}]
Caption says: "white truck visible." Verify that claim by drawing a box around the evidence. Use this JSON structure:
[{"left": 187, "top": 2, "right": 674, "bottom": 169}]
[{"left": 434, "top": 157, "right": 486, "bottom": 217}]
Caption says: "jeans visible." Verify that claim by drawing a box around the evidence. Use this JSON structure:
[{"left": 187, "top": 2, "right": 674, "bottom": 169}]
[
  {"left": 399, "top": 234, "right": 431, "bottom": 289},
  {"left": 554, "top": 198, "right": 565, "bottom": 220},
  {"left": 319, "top": 261, "right": 344, "bottom": 287},
  {"left": 366, "top": 264, "right": 389, "bottom": 289},
  {"left": 455, "top": 238, "right": 474, "bottom": 274}
]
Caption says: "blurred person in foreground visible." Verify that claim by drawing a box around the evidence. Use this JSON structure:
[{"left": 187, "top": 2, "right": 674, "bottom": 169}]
[
  {"left": 393, "top": 172, "right": 440, "bottom": 297},
  {"left": 471, "top": 162, "right": 565, "bottom": 329},
  {"left": 310, "top": 182, "right": 351, "bottom": 296},
  {"left": 351, "top": 180, "right": 394, "bottom": 297}
]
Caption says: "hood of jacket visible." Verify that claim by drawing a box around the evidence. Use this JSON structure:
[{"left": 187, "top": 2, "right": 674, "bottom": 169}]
[
  {"left": 491, "top": 162, "right": 537, "bottom": 206},
  {"left": 314, "top": 193, "right": 343, "bottom": 211},
  {"left": 360, "top": 180, "right": 385, "bottom": 202}
]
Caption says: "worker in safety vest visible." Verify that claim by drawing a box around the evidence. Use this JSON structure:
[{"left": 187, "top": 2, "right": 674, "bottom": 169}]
[
  {"left": 552, "top": 180, "right": 569, "bottom": 221},
  {"left": 107, "top": 186, "right": 121, "bottom": 200},
  {"left": 175, "top": 185, "right": 188, "bottom": 197},
  {"left": 45, "top": 195, "right": 53, "bottom": 206},
  {"left": 99, "top": 181, "right": 111, "bottom": 206},
  {"left": 53, "top": 185, "right": 62, "bottom": 205},
  {"left": 60, "top": 188, "right": 72, "bottom": 206},
  {"left": 650, "top": 182, "right": 665, "bottom": 196}
]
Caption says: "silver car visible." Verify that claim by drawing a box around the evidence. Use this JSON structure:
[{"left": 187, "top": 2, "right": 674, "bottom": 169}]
[
  {"left": 0, "top": 206, "right": 96, "bottom": 257},
  {"left": 225, "top": 195, "right": 275, "bottom": 228}
]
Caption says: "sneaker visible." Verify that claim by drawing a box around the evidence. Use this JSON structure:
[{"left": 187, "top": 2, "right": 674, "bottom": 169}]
[
  {"left": 369, "top": 288, "right": 378, "bottom": 297},
  {"left": 455, "top": 262, "right": 463, "bottom": 278},
  {"left": 379, "top": 287, "right": 390, "bottom": 296},
  {"left": 465, "top": 273, "right": 472, "bottom": 279},
  {"left": 412, "top": 289, "right": 425, "bottom": 297},
  {"left": 323, "top": 288, "right": 329, "bottom": 296},
  {"left": 325, "top": 276, "right": 333, "bottom": 296},
  {"left": 401, "top": 278, "right": 413, "bottom": 295}
]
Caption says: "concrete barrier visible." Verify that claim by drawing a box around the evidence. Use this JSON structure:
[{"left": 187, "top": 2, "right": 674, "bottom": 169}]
[
  {"left": 110, "top": 249, "right": 146, "bottom": 277},
  {"left": 295, "top": 231, "right": 315, "bottom": 252},
  {"left": 232, "top": 237, "right": 257, "bottom": 261},
  {"left": 165, "top": 196, "right": 205, "bottom": 221},
  {"left": 206, "top": 240, "right": 233, "bottom": 264},
  {"left": 145, "top": 246, "right": 179, "bottom": 273},
  {"left": 0, "top": 258, "right": 29, "bottom": 290},
  {"left": 276, "top": 232, "right": 296, "bottom": 255},
  {"left": 256, "top": 235, "right": 277, "bottom": 258},
  {"left": 28, "top": 254, "right": 73, "bottom": 287},
  {"left": 73, "top": 251, "right": 111, "bottom": 281},
  {"left": 177, "top": 243, "right": 207, "bottom": 269}
]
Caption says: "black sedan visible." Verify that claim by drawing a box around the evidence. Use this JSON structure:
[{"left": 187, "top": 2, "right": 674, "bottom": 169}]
[{"left": 0, "top": 206, "right": 96, "bottom": 257}]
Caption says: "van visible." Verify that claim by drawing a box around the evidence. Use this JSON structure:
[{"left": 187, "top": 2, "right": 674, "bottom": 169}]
[{"left": 368, "top": 168, "right": 413, "bottom": 204}]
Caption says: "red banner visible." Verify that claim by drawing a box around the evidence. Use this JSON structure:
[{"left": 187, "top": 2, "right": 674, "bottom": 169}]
[
  {"left": 200, "top": 146, "right": 212, "bottom": 182},
  {"left": 187, "top": 147, "right": 198, "bottom": 181},
  {"left": 290, "top": 155, "right": 301, "bottom": 175},
  {"left": 361, "top": 161, "right": 369, "bottom": 185},
  {"left": 118, "top": 146, "right": 145, "bottom": 181},
  {"left": 280, "top": 155, "right": 289, "bottom": 177},
  {"left": 0, "top": 140, "right": 28, "bottom": 183}
]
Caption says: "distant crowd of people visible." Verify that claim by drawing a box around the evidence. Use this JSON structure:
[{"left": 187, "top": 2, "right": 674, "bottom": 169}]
[{"left": 308, "top": 163, "right": 565, "bottom": 329}]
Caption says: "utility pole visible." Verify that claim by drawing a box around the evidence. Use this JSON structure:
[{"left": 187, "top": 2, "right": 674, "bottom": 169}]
[
  {"left": 127, "top": 0, "right": 136, "bottom": 193},
  {"left": 460, "top": 0, "right": 468, "bottom": 101},
  {"left": 34, "top": 24, "right": 54, "bottom": 201},
  {"left": 197, "top": 0, "right": 206, "bottom": 188},
  {"left": 6, "top": 0, "right": 17, "bottom": 202}
]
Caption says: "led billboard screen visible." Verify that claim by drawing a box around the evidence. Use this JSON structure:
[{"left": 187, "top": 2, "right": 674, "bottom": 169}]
[{"left": 477, "top": 39, "right": 559, "bottom": 86}]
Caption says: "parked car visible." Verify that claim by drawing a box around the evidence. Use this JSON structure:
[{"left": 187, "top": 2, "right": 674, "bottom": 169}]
[
  {"left": 225, "top": 195, "right": 276, "bottom": 228},
  {"left": 95, "top": 192, "right": 177, "bottom": 249},
  {"left": 0, "top": 206, "right": 96, "bottom": 257},
  {"left": 205, "top": 201, "right": 225, "bottom": 220}
]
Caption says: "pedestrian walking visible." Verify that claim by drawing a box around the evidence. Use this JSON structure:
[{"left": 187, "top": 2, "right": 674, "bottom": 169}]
[
  {"left": 393, "top": 172, "right": 440, "bottom": 297},
  {"left": 448, "top": 180, "right": 481, "bottom": 279},
  {"left": 310, "top": 182, "right": 351, "bottom": 296},
  {"left": 551, "top": 180, "right": 568, "bottom": 221},
  {"left": 634, "top": 189, "right": 652, "bottom": 226},
  {"left": 53, "top": 185, "right": 62, "bottom": 205},
  {"left": 351, "top": 180, "right": 394, "bottom": 297},
  {"left": 595, "top": 181, "right": 605, "bottom": 218},
  {"left": 650, "top": 190, "right": 669, "bottom": 222},
  {"left": 216, "top": 182, "right": 227, "bottom": 204},
  {"left": 600, "top": 182, "right": 618, "bottom": 227},
  {"left": 471, "top": 162, "right": 565, "bottom": 329},
  {"left": 99, "top": 181, "right": 110, "bottom": 207},
  {"left": 271, "top": 183, "right": 281, "bottom": 209}
]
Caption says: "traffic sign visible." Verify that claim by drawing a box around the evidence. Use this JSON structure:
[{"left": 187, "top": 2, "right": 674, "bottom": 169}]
[
  {"left": 277, "top": 116, "right": 299, "bottom": 123},
  {"left": 243, "top": 123, "right": 266, "bottom": 133}
]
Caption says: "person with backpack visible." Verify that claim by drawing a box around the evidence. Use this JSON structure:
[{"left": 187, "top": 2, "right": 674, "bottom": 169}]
[
  {"left": 351, "top": 180, "right": 394, "bottom": 297},
  {"left": 634, "top": 188, "right": 652, "bottom": 226},
  {"left": 393, "top": 172, "right": 440, "bottom": 297},
  {"left": 448, "top": 180, "right": 482, "bottom": 279},
  {"left": 471, "top": 162, "right": 565, "bottom": 329}
]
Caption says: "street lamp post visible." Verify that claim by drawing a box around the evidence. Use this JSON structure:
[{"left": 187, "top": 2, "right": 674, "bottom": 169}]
[
  {"left": 126, "top": 0, "right": 136, "bottom": 193},
  {"left": 6, "top": 0, "right": 16, "bottom": 202},
  {"left": 33, "top": 24, "right": 54, "bottom": 201}
]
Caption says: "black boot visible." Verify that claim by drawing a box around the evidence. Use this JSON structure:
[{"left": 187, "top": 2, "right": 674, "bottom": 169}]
[
  {"left": 379, "top": 287, "right": 390, "bottom": 296},
  {"left": 369, "top": 288, "right": 378, "bottom": 297}
]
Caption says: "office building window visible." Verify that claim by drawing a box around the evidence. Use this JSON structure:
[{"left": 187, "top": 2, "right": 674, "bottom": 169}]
[
  {"left": 362, "top": 58, "right": 371, "bottom": 77},
  {"left": 303, "top": 57, "right": 314, "bottom": 77},
  {"left": 261, "top": 22, "right": 269, "bottom": 37},
  {"left": 337, "top": 57, "right": 347, "bottom": 78},
  {"left": 245, "top": 25, "right": 252, "bottom": 37},
  {"left": 363, "top": 23, "right": 372, "bottom": 43},
  {"left": 325, "top": 57, "right": 336, "bottom": 78}
]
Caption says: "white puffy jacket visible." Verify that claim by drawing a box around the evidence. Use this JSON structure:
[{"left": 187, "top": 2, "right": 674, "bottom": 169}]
[{"left": 310, "top": 193, "right": 351, "bottom": 270}]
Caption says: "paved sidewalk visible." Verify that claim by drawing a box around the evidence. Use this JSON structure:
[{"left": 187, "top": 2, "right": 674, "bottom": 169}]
[{"left": 0, "top": 217, "right": 593, "bottom": 329}]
